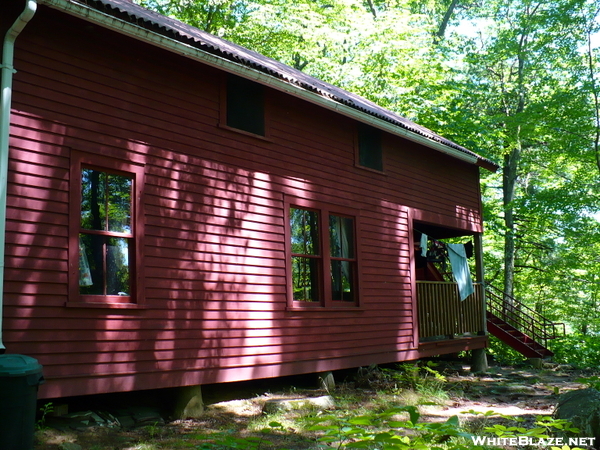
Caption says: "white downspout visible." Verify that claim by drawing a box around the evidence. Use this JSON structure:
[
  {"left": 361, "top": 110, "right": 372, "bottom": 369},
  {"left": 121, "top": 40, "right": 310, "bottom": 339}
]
[{"left": 0, "top": 0, "right": 37, "bottom": 353}]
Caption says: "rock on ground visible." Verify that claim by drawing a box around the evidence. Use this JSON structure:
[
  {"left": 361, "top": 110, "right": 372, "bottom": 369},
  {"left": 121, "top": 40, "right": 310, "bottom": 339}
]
[
  {"left": 262, "top": 395, "right": 335, "bottom": 413},
  {"left": 555, "top": 388, "right": 600, "bottom": 440}
]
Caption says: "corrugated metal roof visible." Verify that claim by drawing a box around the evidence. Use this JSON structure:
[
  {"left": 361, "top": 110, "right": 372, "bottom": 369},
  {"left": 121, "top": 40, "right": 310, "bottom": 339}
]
[{"left": 54, "top": 0, "right": 498, "bottom": 170}]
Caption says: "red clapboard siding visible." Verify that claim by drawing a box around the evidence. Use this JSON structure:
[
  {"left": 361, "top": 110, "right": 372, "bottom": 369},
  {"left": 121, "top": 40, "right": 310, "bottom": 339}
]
[{"left": 1, "top": 5, "right": 487, "bottom": 399}]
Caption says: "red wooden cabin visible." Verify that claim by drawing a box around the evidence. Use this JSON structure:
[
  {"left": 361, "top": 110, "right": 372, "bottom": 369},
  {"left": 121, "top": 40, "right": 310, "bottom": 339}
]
[{"left": 1, "top": 0, "right": 497, "bottom": 400}]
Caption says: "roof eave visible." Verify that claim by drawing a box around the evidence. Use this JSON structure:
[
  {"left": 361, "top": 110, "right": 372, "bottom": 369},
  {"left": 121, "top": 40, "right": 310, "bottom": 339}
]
[
  {"left": 477, "top": 159, "right": 499, "bottom": 173},
  {"left": 37, "top": 0, "right": 499, "bottom": 172}
]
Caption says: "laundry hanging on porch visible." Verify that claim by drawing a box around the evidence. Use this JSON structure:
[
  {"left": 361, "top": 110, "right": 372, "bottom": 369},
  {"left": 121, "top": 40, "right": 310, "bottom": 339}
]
[
  {"left": 79, "top": 240, "right": 93, "bottom": 287},
  {"left": 420, "top": 233, "right": 428, "bottom": 257},
  {"left": 447, "top": 243, "right": 474, "bottom": 301}
]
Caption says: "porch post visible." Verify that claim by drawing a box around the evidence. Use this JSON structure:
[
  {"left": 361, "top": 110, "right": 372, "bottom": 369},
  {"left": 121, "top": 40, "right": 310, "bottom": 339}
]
[
  {"left": 472, "top": 233, "right": 489, "bottom": 372},
  {"left": 474, "top": 233, "right": 487, "bottom": 335}
]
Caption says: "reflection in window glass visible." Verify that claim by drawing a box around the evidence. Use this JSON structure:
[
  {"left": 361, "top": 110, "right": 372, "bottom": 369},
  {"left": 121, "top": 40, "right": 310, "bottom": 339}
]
[
  {"left": 329, "top": 215, "right": 354, "bottom": 258},
  {"left": 290, "top": 208, "right": 319, "bottom": 255},
  {"left": 79, "top": 234, "right": 130, "bottom": 296},
  {"left": 107, "top": 237, "right": 130, "bottom": 295},
  {"left": 108, "top": 176, "right": 132, "bottom": 233},
  {"left": 81, "top": 169, "right": 107, "bottom": 231},
  {"left": 331, "top": 260, "right": 354, "bottom": 302},
  {"left": 292, "top": 256, "right": 320, "bottom": 302},
  {"left": 330, "top": 215, "right": 356, "bottom": 302},
  {"left": 290, "top": 208, "right": 320, "bottom": 302},
  {"left": 81, "top": 169, "right": 131, "bottom": 233}
]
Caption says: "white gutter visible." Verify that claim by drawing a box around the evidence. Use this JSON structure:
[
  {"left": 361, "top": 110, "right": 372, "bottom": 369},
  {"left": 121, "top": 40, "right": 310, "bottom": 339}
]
[
  {"left": 39, "top": 0, "right": 479, "bottom": 166},
  {"left": 0, "top": 0, "right": 38, "bottom": 353}
]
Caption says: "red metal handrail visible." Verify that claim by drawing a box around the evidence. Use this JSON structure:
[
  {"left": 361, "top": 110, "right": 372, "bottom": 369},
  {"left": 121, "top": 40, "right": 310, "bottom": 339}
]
[{"left": 486, "top": 285, "right": 565, "bottom": 348}]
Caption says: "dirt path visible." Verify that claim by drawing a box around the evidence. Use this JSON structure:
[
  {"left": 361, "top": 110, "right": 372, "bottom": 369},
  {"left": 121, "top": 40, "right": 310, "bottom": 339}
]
[{"left": 422, "top": 364, "right": 586, "bottom": 425}]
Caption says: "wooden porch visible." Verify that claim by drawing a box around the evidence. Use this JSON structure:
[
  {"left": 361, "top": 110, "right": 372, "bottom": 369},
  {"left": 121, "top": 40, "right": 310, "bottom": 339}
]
[{"left": 417, "top": 281, "right": 485, "bottom": 341}]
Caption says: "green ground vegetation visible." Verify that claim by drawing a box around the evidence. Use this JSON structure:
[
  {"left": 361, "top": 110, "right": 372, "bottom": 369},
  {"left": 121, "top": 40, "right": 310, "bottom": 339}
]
[{"left": 36, "top": 362, "right": 589, "bottom": 450}]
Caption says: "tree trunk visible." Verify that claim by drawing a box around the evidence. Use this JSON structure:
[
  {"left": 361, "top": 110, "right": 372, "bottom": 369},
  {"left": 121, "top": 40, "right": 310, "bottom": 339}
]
[
  {"left": 364, "top": 0, "right": 377, "bottom": 19},
  {"left": 502, "top": 142, "right": 520, "bottom": 301},
  {"left": 585, "top": 27, "right": 600, "bottom": 174},
  {"left": 434, "top": 0, "right": 459, "bottom": 43},
  {"left": 502, "top": 22, "right": 528, "bottom": 301}
]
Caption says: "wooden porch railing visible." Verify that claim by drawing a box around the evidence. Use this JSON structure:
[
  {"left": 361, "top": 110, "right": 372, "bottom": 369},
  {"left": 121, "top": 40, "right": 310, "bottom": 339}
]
[{"left": 417, "top": 281, "right": 484, "bottom": 340}]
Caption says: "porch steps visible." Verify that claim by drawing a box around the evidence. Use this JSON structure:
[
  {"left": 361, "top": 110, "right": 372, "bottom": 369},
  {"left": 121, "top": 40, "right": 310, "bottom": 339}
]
[
  {"left": 485, "top": 286, "right": 565, "bottom": 359},
  {"left": 486, "top": 312, "right": 554, "bottom": 358}
]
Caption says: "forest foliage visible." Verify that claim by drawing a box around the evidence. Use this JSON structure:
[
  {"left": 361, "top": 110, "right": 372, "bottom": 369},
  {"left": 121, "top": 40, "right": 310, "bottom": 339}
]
[{"left": 134, "top": 0, "right": 600, "bottom": 365}]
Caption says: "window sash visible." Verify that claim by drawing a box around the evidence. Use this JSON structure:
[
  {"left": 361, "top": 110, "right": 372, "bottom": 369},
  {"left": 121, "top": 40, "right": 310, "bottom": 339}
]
[
  {"left": 288, "top": 204, "right": 359, "bottom": 307},
  {"left": 80, "top": 168, "right": 132, "bottom": 234},
  {"left": 226, "top": 74, "right": 265, "bottom": 136},
  {"left": 329, "top": 214, "right": 356, "bottom": 303},
  {"left": 69, "top": 151, "right": 144, "bottom": 307},
  {"left": 79, "top": 233, "right": 132, "bottom": 298},
  {"left": 357, "top": 123, "right": 383, "bottom": 171}
]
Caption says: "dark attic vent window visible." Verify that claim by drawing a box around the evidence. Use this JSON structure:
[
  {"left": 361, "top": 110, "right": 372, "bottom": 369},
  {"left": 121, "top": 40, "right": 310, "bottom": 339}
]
[
  {"left": 358, "top": 123, "right": 383, "bottom": 172},
  {"left": 226, "top": 74, "right": 265, "bottom": 136}
]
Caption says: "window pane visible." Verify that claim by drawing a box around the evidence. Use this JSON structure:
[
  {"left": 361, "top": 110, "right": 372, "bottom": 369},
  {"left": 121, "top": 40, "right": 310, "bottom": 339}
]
[
  {"left": 81, "top": 169, "right": 132, "bottom": 233},
  {"left": 81, "top": 169, "right": 107, "bottom": 231},
  {"left": 358, "top": 124, "right": 383, "bottom": 171},
  {"left": 79, "top": 233, "right": 104, "bottom": 295},
  {"left": 329, "top": 215, "right": 355, "bottom": 258},
  {"left": 290, "top": 208, "right": 319, "bottom": 255},
  {"left": 227, "top": 74, "right": 265, "bottom": 135},
  {"left": 107, "top": 237, "right": 130, "bottom": 296},
  {"left": 79, "top": 234, "right": 131, "bottom": 296},
  {"left": 107, "top": 174, "right": 132, "bottom": 233},
  {"left": 292, "top": 256, "right": 320, "bottom": 302},
  {"left": 331, "top": 260, "right": 354, "bottom": 302}
]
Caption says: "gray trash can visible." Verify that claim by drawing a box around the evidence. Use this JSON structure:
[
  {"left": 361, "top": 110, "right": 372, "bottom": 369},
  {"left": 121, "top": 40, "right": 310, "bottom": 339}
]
[{"left": 0, "top": 354, "right": 44, "bottom": 450}]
